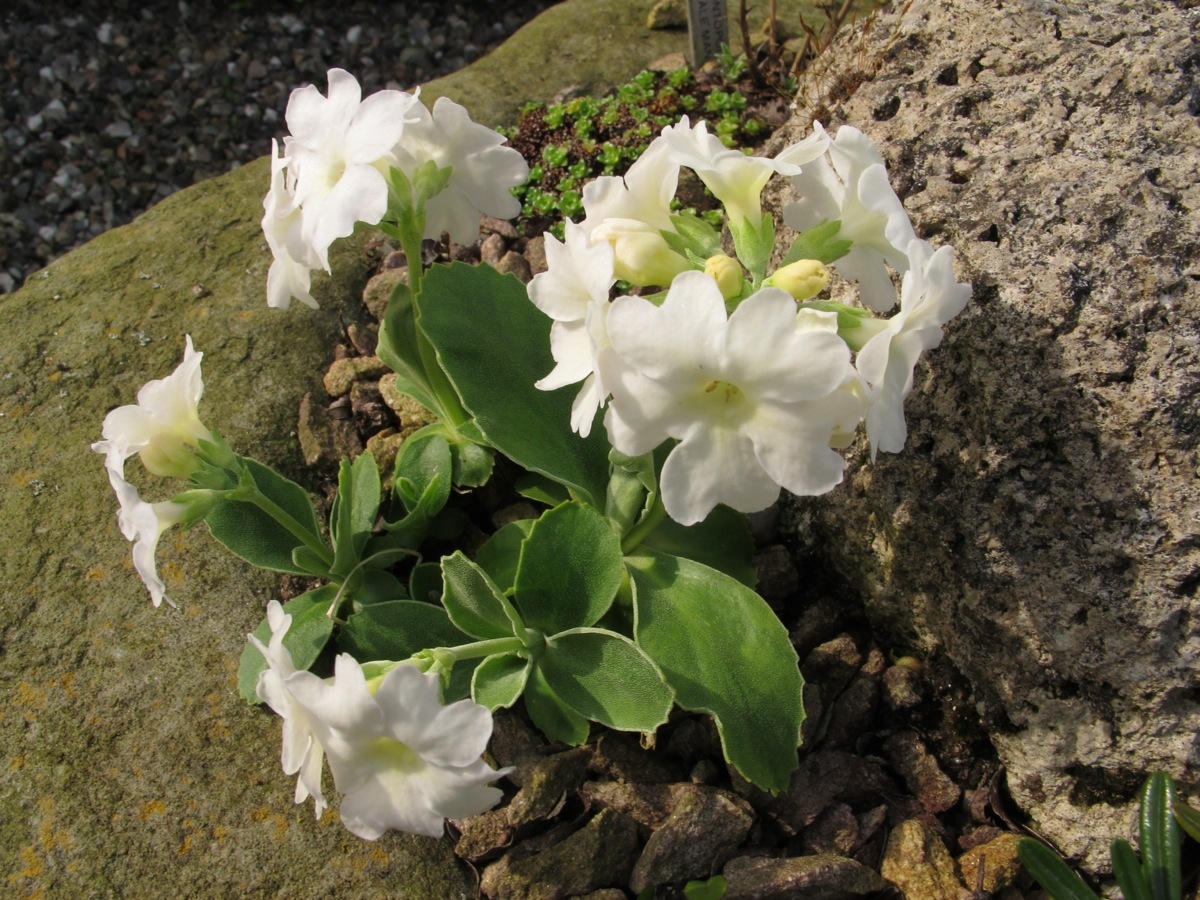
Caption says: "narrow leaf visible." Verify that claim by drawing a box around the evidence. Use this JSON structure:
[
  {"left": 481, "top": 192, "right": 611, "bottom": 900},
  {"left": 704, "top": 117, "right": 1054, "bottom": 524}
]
[
  {"left": 1016, "top": 839, "right": 1100, "bottom": 900},
  {"left": 237, "top": 587, "right": 337, "bottom": 702},
  {"left": 782, "top": 219, "right": 852, "bottom": 266},
  {"left": 331, "top": 453, "right": 381, "bottom": 578},
  {"left": 1111, "top": 839, "right": 1153, "bottom": 900},
  {"left": 1172, "top": 800, "right": 1200, "bottom": 844},
  {"left": 539, "top": 629, "right": 673, "bottom": 733},
  {"left": 514, "top": 502, "right": 624, "bottom": 633},
  {"left": 418, "top": 262, "right": 611, "bottom": 506},
  {"left": 627, "top": 550, "right": 803, "bottom": 792},
  {"left": 1140, "top": 772, "right": 1182, "bottom": 900}
]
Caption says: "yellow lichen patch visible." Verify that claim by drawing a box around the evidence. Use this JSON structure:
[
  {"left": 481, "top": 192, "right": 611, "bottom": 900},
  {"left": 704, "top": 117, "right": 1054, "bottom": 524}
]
[
  {"left": 5, "top": 469, "right": 41, "bottom": 489},
  {"left": 14, "top": 682, "right": 48, "bottom": 720},
  {"left": 83, "top": 566, "right": 109, "bottom": 581},
  {"left": 212, "top": 824, "right": 230, "bottom": 845},
  {"left": 8, "top": 799, "right": 77, "bottom": 896},
  {"left": 251, "top": 807, "right": 289, "bottom": 839},
  {"left": 138, "top": 799, "right": 167, "bottom": 820},
  {"left": 178, "top": 834, "right": 193, "bottom": 856},
  {"left": 11, "top": 754, "right": 26, "bottom": 771},
  {"left": 52, "top": 672, "right": 79, "bottom": 700},
  {"left": 184, "top": 604, "right": 203, "bottom": 619}
]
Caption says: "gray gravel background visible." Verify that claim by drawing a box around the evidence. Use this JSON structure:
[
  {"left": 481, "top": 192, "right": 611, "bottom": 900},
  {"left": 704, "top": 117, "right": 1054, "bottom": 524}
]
[{"left": 0, "top": 0, "right": 559, "bottom": 294}]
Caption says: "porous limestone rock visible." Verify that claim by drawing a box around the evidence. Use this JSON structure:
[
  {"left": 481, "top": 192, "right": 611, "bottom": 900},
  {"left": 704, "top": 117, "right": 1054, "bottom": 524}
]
[{"left": 769, "top": 0, "right": 1200, "bottom": 871}]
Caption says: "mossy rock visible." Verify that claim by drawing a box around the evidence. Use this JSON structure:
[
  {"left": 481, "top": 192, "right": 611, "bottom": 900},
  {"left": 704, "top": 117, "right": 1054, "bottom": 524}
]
[{"left": 0, "top": 0, "right": 834, "bottom": 894}]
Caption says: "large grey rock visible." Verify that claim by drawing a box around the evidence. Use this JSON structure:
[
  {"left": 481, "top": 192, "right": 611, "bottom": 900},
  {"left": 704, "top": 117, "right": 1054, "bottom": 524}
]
[
  {"left": 769, "top": 0, "right": 1200, "bottom": 871},
  {"left": 0, "top": 0, "right": 772, "bottom": 893}
]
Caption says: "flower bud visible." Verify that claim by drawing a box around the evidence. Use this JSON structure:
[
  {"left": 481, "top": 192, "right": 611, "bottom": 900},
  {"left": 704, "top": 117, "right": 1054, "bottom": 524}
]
[
  {"left": 766, "top": 258, "right": 830, "bottom": 301},
  {"left": 704, "top": 253, "right": 744, "bottom": 301},
  {"left": 591, "top": 218, "right": 690, "bottom": 287}
]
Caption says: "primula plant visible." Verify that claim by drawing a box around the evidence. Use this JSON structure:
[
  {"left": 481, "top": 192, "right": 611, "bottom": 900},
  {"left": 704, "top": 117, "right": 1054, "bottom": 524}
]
[{"left": 93, "top": 68, "right": 969, "bottom": 841}]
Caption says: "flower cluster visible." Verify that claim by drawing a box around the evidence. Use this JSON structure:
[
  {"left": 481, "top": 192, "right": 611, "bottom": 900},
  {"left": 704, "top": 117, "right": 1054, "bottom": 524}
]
[
  {"left": 249, "top": 601, "right": 508, "bottom": 839},
  {"left": 530, "top": 118, "right": 970, "bottom": 525},
  {"left": 262, "top": 69, "right": 528, "bottom": 310},
  {"left": 90, "top": 337, "right": 218, "bottom": 607}
]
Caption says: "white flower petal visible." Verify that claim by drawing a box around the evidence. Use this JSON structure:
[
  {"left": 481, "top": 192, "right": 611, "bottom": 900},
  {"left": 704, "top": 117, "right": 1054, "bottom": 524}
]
[{"left": 660, "top": 424, "right": 781, "bottom": 525}]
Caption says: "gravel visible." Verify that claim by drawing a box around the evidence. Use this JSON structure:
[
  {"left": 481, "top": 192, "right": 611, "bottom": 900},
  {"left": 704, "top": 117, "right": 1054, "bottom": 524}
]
[{"left": 0, "top": 0, "right": 559, "bottom": 294}]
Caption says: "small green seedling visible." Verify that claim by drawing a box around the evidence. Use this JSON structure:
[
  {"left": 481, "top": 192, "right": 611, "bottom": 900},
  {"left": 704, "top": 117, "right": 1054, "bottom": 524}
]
[{"left": 1018, "top": 773, "right": 1184, "bottom": 900}]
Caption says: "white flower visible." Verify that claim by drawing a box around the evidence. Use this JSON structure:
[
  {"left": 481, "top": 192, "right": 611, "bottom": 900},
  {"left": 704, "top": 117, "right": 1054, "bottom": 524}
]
[
  {"left": 856, "top": 239, "right": 971, "bottom": 458},
  {"left": 529, "top": 222, "right": 616, "bottom": 436},
  {"left": 661, "top": 117, "right": 799, "bottom": 226},
  {"left": 91, "top": 337, "right": 214, "bottom": 606},
  {"left": 783, "top": 123, "right": 917, "bottom": 313},
  {"left": 392, "top": 97, "right": 529, "bottom": 243},
  {"left": 582, "top": 138, "right": 689, "bottom": 286},
  {"left": 248, "top": 601, "right": 337, "bottom": 816},
  {"left": 250, "top": 601, "right": 507, "bottom": 838},
  {"left": 97, "top": 335, "right": 211, "bottom": 479},
  {"left": 602, "top": 270, "right": 858, "bottom": 525},
  {"left": 262, "top": 139, "right": 318, "bottom": 310},
  {"left": 92, "top": 443, "right": 187, "bottom": 608},
  {"left": 283, "top": 68, "right": 418, "bottom": 270},
  {"left": 284, "top": 653, "right": 509, "bottom": 839}
]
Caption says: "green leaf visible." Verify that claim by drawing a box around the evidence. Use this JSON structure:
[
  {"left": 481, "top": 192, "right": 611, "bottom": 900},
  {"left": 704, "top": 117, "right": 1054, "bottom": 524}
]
[
  {"left": 539, "top": 629, "right": 673, "bottom": 733},
  {"left": 524, "top": 664, "right": 590, "bottom": 745},
  {"left": 1172, "top": 799, "right": 1200, "bottom": 844},
  {"left": 393, "top": 425, "right": 452, "bottom": 515},
  {"left": 475, "top": 519, "right": 536, "bottom": 593},
  {"left": 339, "top": 600, "right": 476, "bottom": 701},
  {"left": 207, "top": 458, "right": 324, "bottom": 575},
  {"left": 409, "top": 562, "right": 443, "bottom": 604},
  {"left": 1016, "top": 839, "right": 1100, "bottom": 900},
  {"left": 663, "top": 210, "right": 722, "bottom": 262},
  {"left": 377, "top": 280, "right": 438, "bottom": 410},
  {"left": 1139, "top": 773, "right": 1182, "bottom": 900},
  {"left": 627, "top": 550, "right": 803, "bottom": 792},
  {"left": 448, "top": 433, "right": 495, "bottom": 487},
  {"left": 418, "top": 262, "right": 611, "bottom": 507},
  {"left": 514, "top": 502, "right": 624, "bottom": 633},
  {"left": 350, "top": 569, "right": 408, "bottom": 607},
  {"left": 441, "top": 551, "right": 523, "bottom": 640},
  {"left": 1111, "top": 839, "right": 1153, "bottom": 900},
  {"left": 729, "top": 213, "right": 774, "bottom": 283},
  {"left": 515, "top": 472, "right": 572, "bottom": 508},
  {"left": 640, "top": 504, "right": 756, "bottom": 588},
  {"left": 330, "top": 453, "right": 381, "bottom": 578},
  {"left": 605, "top": 452, "right": 654, "bottom": 537},
  {"left": 237, "top": 587, "right": 337, "bottom": 702},
  {"left": 684, "top": 875, "right": 727, "bottom": 900},
  {"left": 782, "top": 219, "right": 853, "bottom": 266},
  {"left": 472, "top": 653, "right": 531, "bottom": 711}
]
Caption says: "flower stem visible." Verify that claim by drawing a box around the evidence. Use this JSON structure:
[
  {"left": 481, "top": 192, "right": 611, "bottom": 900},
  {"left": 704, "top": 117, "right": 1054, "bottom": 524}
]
[
  {"left": 440, "top": 635, "right": 526, "bottom": 662},
  {"left": 243, "top": 486, "right": 335, "bottom": 568},
  {"left": 397, "top": 220, "right": 471, "bottom": 431},
  {"left": 621, "top": 491, "right": 669, "bottom": 554}
]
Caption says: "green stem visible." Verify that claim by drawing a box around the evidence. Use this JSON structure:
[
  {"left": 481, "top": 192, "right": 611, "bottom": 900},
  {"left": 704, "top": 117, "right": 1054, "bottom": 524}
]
[
  {"left": 243, "top": 488, "right": 335, "bottom": 568},
  {"left": 440, "top": 635, "right": 526, "bottom": 662},
  {"left": 621, "top": 491, "right": 669, "bottom": 554},
  {"left": 397, "top": 218, "right": 471, "bottom": 430}
]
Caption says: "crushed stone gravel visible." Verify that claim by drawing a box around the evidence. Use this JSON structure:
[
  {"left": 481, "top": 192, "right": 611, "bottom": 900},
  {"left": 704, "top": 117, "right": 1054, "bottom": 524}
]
[{"left": 0, "top": 0, "right": 559, "bottom": 293}]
